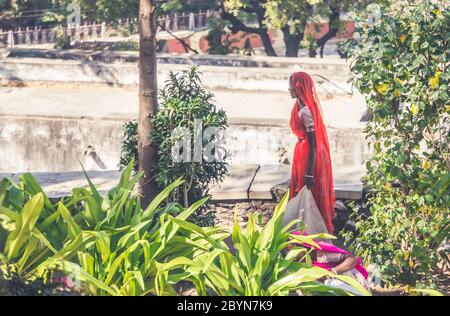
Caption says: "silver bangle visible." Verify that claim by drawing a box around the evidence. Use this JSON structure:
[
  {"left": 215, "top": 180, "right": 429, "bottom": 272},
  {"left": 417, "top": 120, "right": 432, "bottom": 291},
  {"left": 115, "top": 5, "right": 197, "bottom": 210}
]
[{"left": 305, "top": 175, "right": 314, "bottom": 178}]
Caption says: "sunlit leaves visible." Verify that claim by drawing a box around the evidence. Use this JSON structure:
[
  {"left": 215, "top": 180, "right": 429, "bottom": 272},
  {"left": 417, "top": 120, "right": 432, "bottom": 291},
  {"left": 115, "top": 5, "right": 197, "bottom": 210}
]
[
  {"left": 342, "top": 0, "right": 449, "bottom": 287},
  {"left": 157, "top": 191, "right": 370, "bottom": 296}
]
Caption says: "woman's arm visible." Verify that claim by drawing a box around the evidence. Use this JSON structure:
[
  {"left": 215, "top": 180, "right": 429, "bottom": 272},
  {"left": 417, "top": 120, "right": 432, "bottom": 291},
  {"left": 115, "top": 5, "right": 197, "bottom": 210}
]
[
  {"left": 332, "top": 255, "right": 358, "bottom": 274},
  {"left": 305, "top": 131, "right": 316, "bottom": 189}
]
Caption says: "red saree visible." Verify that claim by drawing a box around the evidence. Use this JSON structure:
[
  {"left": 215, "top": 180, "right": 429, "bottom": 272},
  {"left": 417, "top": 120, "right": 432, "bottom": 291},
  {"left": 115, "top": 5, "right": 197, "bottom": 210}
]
[{"left": 289, "top": 72, "right": 336, "bottom": 233}]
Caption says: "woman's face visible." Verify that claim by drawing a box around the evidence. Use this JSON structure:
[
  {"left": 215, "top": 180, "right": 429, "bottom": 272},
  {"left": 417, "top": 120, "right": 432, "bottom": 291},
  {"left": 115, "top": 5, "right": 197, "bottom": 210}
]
[{"left": 289, "top": 79, "right": 297, "bottom": 99}]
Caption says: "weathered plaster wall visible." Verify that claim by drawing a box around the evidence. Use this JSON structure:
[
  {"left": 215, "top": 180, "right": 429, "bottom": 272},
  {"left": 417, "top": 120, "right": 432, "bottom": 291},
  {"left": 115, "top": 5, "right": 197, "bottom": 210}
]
[
  {"left": 0, "top": 55, "right": 351, "bottom": 94},
  {"left": 0, "top": 115, "right": 369, "bottom": 181}
]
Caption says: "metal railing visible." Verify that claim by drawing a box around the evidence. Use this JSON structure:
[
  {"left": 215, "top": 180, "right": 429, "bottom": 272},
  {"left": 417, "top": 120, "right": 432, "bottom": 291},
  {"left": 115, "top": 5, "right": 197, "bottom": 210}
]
[{"left": 0, "top": 10, "right": 219, "bottom": 48}]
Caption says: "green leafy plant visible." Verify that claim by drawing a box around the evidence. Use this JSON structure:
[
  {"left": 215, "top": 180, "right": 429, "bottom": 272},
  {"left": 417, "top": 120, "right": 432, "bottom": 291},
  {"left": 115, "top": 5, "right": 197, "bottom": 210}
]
[
  {"left": 54, "top": 27, "right": 71, "bottom": 49},
  {"left": 301, "top": 35, "right": 319, "bottom": 57},
  {"left": 157, "top": 192, "right": 371, "bottom": 296},
  {"left": 119, "top": 120, "right": 138, "bottom": 172},
  {"left": 0, "top": 161, "right": 227, "bottom": 296},
  {"left": 154, "top": 66, "right": 228, "bottom": 202},
  {"left": 120, "top": 66, "right": 229, "bottom": 226},
  {"left": 206, "top": 15, "right": 236, "bottom": 55},
  {"left": 0, "top": 176, "right": 85, "bottom": 278},
  {"left": 341, "top": 0, "right": 449, "bottom": 288},
  {"left": 0, "top": 164, "right": 372, "bottom": 296},
  {"left": 39, "top": 162, "right": 216, "bottom": 296},
  {"left": 0, "top": 265, "right": 81, "bottom": 296}
]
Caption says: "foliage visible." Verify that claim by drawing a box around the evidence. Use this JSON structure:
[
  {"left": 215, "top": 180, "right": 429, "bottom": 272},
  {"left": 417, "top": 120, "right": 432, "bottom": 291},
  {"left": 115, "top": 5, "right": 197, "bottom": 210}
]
[
  {"left": 42, "top": 163, "right": 216, "bottom": 296},
  {"left": 0, "top": 161, "right": 226, "bottom": 296},
  {"left": 54, "top": 27, "right": 71, "bottom": 49},
  {"left": 0, "top": 164, "right": 374, "bottom": 296},
  {"left": 120, "top": 66, "right": 228, "bottom": 226},
  {"left": 221, "top": 0, "right": 314, "bottom": 57},
  {"left": 341, "top": 0, "right": 449, "bottom": 287},
  {"left": 92, "top": 0, "right": 139, "bottom": 22},
  {"left": 154, "top": 66, "right": 228, "bottom": 214},
  {"left": 45, "top": 0, "right": 138, "bottom": 23},
  {"left": 337, "top": 39, "right": 353, "bottom": 58},
  {"left": 259, "top": 0, "right": 319, "bottom": 34},
  {"left": 301, "top": 35, "right": 318, "bottom": 57},
  {"left": 119, "top": 120, "right": 138, "bottom": 171},
  {"left": 0, "top": 265, "right": 80, "bottom": 296},
  {"left": 0, "top": 175, "right": 83, "bottom": 278},
  {"left": 157, "top": 192, "right": 371, "bottom": 296},
  {"left": 159, "top": 0, "right": 217, "bottom": 13},
  {"left": 205, "top": 15, "right": 233, "bottom": 55},
  {"left": 154, "top": 66, "right": 228, "bottom": 225},
  {"left": 223, "top": 0, "right": 398, "bottom": 57},
  {"left": 4, "top": 0, "right": 138, "bottom": 27}
]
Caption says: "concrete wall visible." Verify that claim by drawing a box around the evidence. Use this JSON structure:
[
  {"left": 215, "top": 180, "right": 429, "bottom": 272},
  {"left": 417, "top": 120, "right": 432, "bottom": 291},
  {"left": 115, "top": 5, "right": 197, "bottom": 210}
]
[
  {"left": 0, "top": 116, "right": 123, "bottom": 173},
  {"left": 0, "top": 55, "right": 366, "bottom": 181},
  {"left": 0, "top": 56, "right": 351, "bottom": 94},
  {"left": 0, "top": 115, "right": 369, "bottom": 182}
]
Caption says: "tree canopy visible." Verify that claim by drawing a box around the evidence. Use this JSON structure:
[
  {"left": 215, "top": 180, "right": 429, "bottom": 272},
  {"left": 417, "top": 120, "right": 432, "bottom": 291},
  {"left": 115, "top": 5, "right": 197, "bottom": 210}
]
[{"left": 2, "top": 0, "right": 396, "bottom": 57}]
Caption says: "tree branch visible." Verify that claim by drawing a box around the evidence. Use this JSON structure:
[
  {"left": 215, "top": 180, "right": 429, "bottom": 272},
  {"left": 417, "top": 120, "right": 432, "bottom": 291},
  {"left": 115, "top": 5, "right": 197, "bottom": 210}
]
[
  {"left": 220, "top": 8, "right": 262, "bottom": 35},
  {"left": 157, "top": 22, "right": 199, "bottom": 54}
]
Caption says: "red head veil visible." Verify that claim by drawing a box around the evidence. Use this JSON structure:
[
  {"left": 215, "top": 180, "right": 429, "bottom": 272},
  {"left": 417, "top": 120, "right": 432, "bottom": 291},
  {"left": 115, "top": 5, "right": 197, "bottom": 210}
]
[{"left": 289, "top": 72, "right": 336, "bottom": 233}]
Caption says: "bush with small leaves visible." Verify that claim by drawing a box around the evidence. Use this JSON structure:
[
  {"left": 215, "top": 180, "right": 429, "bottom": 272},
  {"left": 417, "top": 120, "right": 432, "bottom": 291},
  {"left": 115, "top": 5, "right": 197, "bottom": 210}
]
[{"left": 341, "top": 0, "right": 449, "bottom": 288}]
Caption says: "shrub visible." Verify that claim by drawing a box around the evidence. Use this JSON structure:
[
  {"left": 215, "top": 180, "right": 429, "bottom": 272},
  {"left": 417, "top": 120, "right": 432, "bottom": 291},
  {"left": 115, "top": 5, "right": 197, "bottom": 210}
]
[
  {"left": 119, "top": 120, "right": 138, "bottom": 171},
  {"left": 301, "top": 35, "right": 318, "bottom": 58},
  {"left": 0, "top": 161, "right": 227, "bottom": 295},
  {"left": 157, "top": 192, "right": 371, "bottom": 296},
  {"left": 0, "top": 165, "right": 372, "bottom": 296},
  {"left": 341, "top": 1, "right": 449, "bottom": 287},
  {"left": 0, "top": 265, "right": 81, "bottom": 296},
  {"left": 205, "top": 15, "right": 233, "bottom": 55},
  {"left": 0, "top": 177, "right": 81, "bottom": 277},
  {"left": 42, "top": 165, "right": 215, "bottom": 296},
  {"left": 54, "top": 27, "right": 71, "bottom": 49},
  {"left": 120, "top": 66, "right": 229, "bottom": 226}
]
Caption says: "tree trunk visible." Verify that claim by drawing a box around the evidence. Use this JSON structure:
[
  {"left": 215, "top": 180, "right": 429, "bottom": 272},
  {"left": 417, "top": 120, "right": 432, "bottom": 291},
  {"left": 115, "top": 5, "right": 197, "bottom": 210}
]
[
  {"left": 317, "top": 2, "right": 340, "bottom": 58},
  {"left": 220, "top": 3, "right": 277, "bottom": 57},
  {"left": 138, "top": 0, "right": 159, "bottom": 209},
  {"left": 259, "top": 30, "right": 277, "bottom": 57},
  {"left": 282, "top": 26, "right": 302, "bottom": 57}
]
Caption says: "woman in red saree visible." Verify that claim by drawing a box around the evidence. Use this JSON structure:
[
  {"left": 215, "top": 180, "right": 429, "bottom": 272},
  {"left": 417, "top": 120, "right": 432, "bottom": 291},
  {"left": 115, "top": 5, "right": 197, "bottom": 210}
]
[{"left": 288, "top": 72, "right": 336, "bottom": 233}]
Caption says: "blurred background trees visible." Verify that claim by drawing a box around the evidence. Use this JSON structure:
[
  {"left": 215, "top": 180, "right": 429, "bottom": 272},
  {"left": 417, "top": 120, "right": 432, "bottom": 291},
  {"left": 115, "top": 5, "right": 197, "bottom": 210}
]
[{"left": 1, "top": 0, "right": 397, "bottom": 57}]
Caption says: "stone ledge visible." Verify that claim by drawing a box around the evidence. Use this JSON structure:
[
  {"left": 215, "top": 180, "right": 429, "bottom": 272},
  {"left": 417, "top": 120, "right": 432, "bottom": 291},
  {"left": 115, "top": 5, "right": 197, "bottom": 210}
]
[
  {"left": 209, "top": 164, "right": 260, "bottom": 200},
  {"left": 249, "top": 164, "right": 291, "bottom": 200},
  {"left": 0, "top": 170, "right": 120, "bottom": 199},
  {"left": 5, "top": 48, "right": 348, "bottom": 70},
  {"left": 0, "top": 164, "right": 363, "bottom": 202},
  {"left": 0, "top": 54, "right": 352, "bottom": 94}
]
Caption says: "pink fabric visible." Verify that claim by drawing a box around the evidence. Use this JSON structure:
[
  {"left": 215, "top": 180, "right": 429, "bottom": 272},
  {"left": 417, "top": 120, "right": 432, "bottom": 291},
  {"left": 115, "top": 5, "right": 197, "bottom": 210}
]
[{"left": 292, "top": 231, "right": 369, "bottom": 279}]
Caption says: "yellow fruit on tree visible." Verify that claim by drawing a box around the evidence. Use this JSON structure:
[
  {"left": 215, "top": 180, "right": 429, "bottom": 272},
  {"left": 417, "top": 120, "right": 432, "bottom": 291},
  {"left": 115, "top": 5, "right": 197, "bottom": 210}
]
[
  {"left": 432, "top": 9, "right": 442, "bottom": 17},
  {"left": 411, "top": 104, "right": 419, "bottom": 115},
  {"left": 404, "top": 251, "right": 410, "bottom": 260},
  {"left": 429, "top": 71, "right": 441, "bottom": 89},
  {"left": 399, "top": 34, "right": 407, "bottom": 43},
  {"left": 376, "top": 83, "right": 389, "bottom": 95}
]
